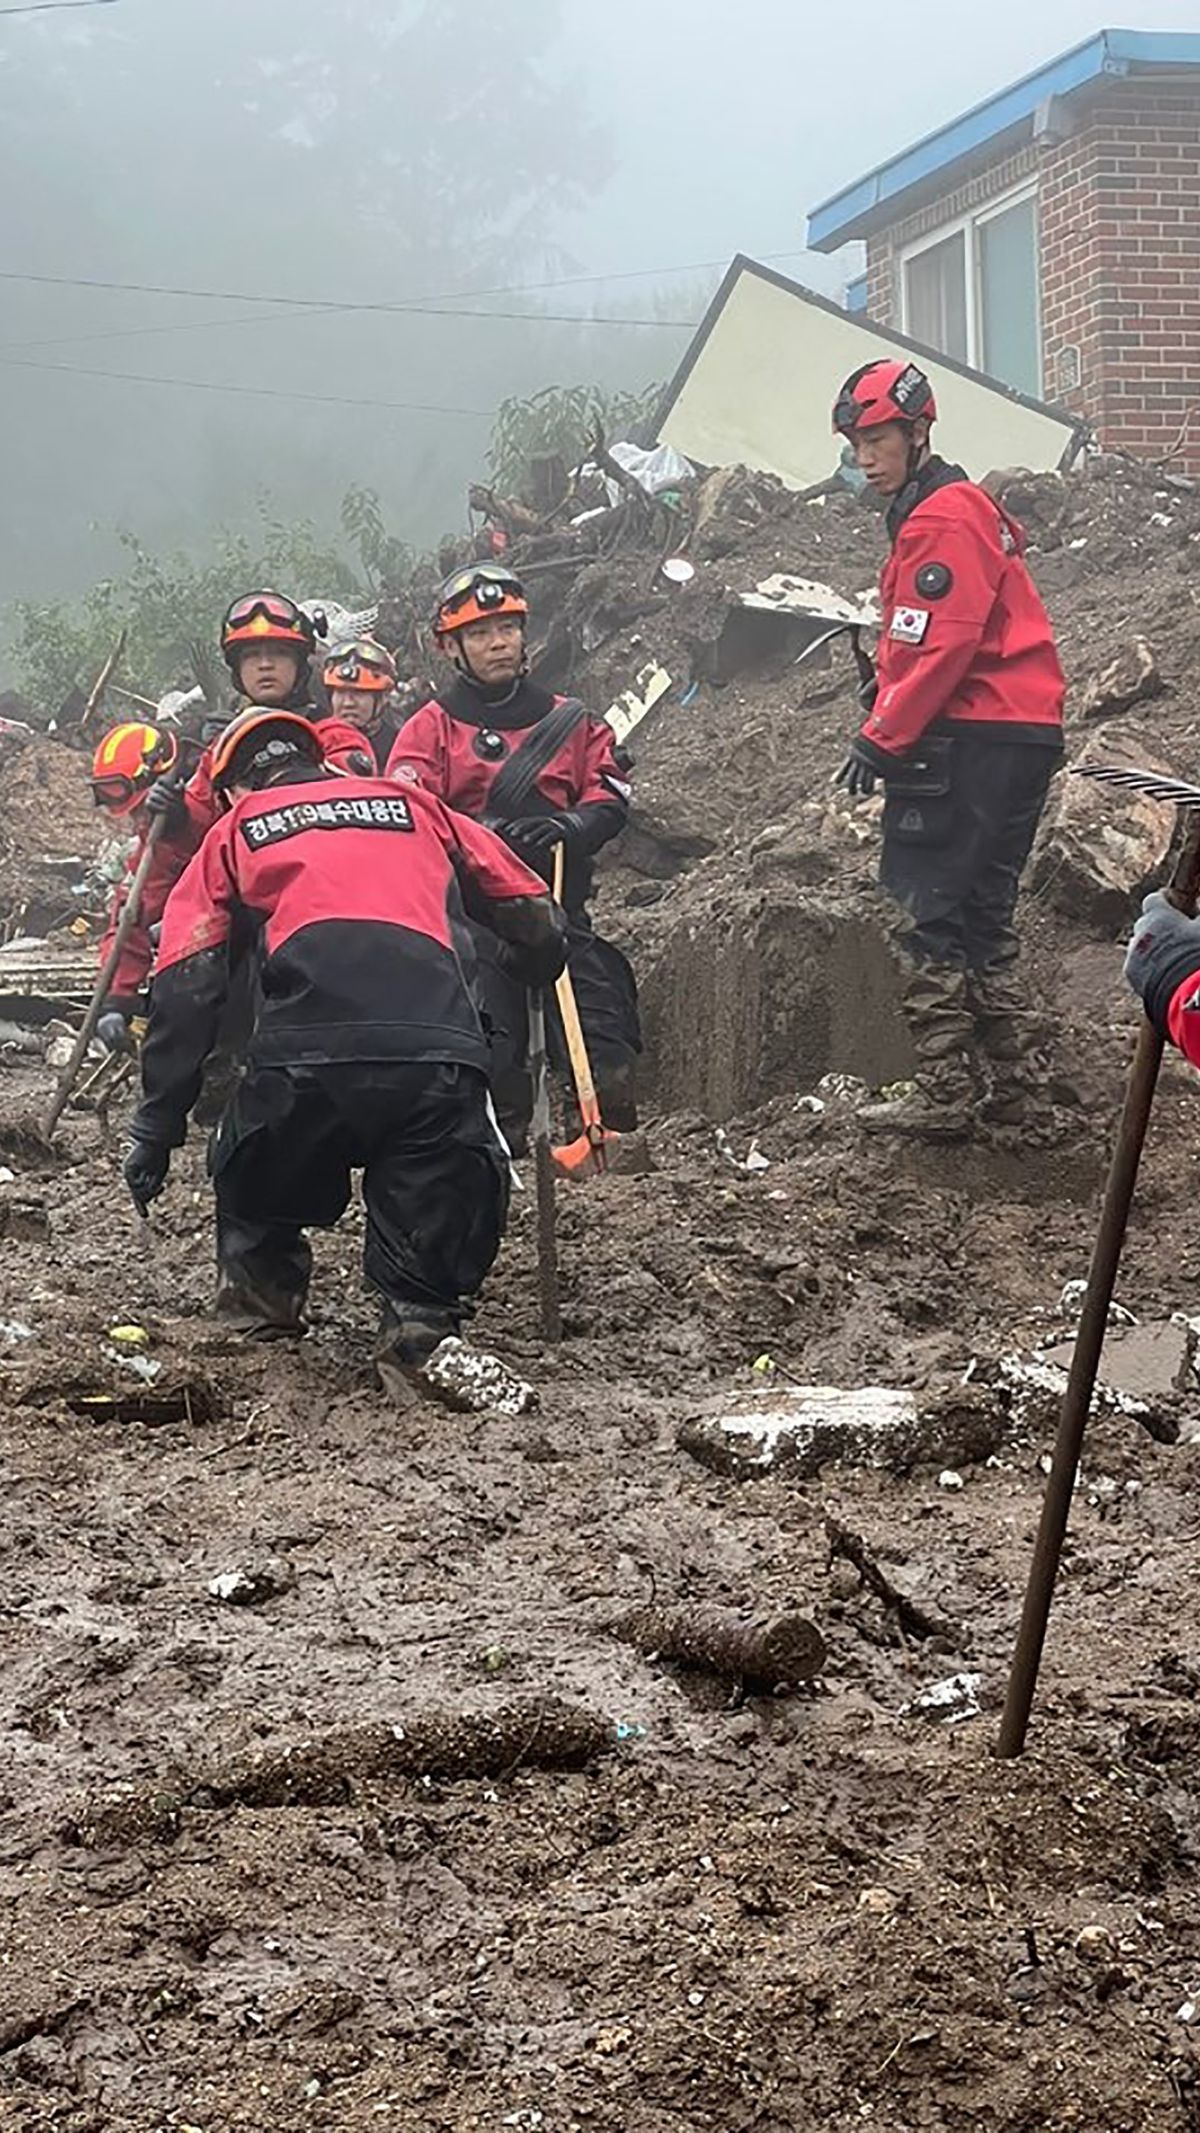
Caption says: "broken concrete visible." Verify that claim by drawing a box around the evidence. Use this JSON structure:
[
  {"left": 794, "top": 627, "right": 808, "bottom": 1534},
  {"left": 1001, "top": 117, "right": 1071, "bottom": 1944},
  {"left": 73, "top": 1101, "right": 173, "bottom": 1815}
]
[
  {"left": 1078, "top": 635, "right": 1164, "bottom": 721},
  {"left": 1030, "top": 727, "right": 1177, "bottom": 931},
  {"left": 677, "top": 1380, "right": 1006, "bottom": 1482}
]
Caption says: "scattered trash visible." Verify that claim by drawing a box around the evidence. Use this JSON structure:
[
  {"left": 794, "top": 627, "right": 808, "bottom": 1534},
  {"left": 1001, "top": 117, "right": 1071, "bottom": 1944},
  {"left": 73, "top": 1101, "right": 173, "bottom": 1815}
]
[
  {"left": 107, "top": 1322, "right": 151, "bottom": 1351},
  {"left": 0, "top": 1319, "right": 33, "bottom": 1341},
  {"left": 605, "top": 661, "right": 672, "bottom": 749},
  {"left": 614, "top": 1720, "right": 647, "bottom": 1742},
  {"left": 208, "top": 1560, "right": 295, "bottom": 1607},
  {"left": 1058, "top": 1280, "right": 1137, "bottom": 1326},
  {"left": 104, "top": 1349, "right": 161, "bottom": 1384},
  {"left": 937, "top": 1469, "right": 964, "bottom": 1491},
  {"left": 714, "top": 1127, "right": 770, "bottom": 1173},
  {"left": 900, "top": 1672, "right": 984, "bottom": 1725}
]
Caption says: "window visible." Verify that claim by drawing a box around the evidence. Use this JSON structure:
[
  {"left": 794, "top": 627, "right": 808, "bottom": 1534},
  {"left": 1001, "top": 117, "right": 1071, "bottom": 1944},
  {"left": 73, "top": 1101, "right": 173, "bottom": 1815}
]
[{"left": 900, "top": 183, "right": 1041, "bottom": 397}]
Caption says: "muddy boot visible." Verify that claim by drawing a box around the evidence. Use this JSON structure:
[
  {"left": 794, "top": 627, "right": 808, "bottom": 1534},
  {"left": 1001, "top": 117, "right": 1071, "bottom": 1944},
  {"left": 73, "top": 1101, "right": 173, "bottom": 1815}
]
[
  {"left": 859, "top": 961, "right": 979, "bottom": 1140},
  {"left": 374, "top": 1305, "right": 533, "bottom": 1416},
  {"left": 594, "top": 1058, "right": 640, "bottom": 1133},
  {"left": 213, "top": 1217, "right": 310, "bottom": 1338},
  {"left": 966, "top": 963, "right": 1061, "bottom": 1124},
  {"left": 213, "top": 1272, "right": 307, "bottom": 1339}
]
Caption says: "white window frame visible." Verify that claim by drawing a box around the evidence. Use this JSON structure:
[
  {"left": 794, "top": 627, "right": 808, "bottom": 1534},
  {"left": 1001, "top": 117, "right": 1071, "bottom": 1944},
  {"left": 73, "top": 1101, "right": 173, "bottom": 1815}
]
[{"left": 898, "top": 177, "right": 1041, "bottom": 391}]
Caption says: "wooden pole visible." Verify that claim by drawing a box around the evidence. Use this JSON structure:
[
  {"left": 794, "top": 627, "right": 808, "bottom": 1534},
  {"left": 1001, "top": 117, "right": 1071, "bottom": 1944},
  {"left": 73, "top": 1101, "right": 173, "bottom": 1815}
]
[{"left": 998, "top": 811, "right": 1200, "bottom": 1755}]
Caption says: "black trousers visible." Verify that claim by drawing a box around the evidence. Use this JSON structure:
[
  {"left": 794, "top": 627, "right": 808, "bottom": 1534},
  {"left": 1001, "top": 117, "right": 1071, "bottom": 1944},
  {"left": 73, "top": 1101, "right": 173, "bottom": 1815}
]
[
  {"left": 475, "top": 910, "right": 641, "bottom": 1137},
  {"left": 879, "top": 735, "right": 1060, "bottom": 969},
  {"left": 209, "top": 1060, "right": 509, "bottom": 1327}
]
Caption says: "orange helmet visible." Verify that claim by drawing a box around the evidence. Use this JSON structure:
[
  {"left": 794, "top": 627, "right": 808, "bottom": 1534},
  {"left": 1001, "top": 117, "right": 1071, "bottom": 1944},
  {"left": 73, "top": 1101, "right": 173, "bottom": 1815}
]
[
  {"left": 220, "top": 589, "right": 320, "bottom": 671},
  {"left": 90, "top": 721, "right": 179, "bottom": 816},
  {"left": 209, "top": 708, "right": 323, "bottom": 793},
  {"left": 322, "top": 638, "right": 397, "bottom": 694},
  {"left": 432, "top": 565, "right": 528, "bottom": 638}
]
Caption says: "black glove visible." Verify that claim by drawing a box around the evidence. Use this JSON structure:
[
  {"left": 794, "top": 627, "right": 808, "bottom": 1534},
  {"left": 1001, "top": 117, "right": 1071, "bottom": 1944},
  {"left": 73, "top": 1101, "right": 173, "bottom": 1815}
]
[
  {"left": 96, "top": 1009, "right": 134, "bottom": 1056},
  {"left": 144, "top": 775, "right": 186, "bottom": 831},
  {"left": 834, "top": 735, "right": 894, "bottom": 799},
  {"left": 124, "top": 1136, "right": 171, "bottom": 1213},
  {"left": 503, "top": 812, "right": 584, "bottom": 855},
  {"left": 1123, "top": 890, "right": 1200, "bottom": 1032}
]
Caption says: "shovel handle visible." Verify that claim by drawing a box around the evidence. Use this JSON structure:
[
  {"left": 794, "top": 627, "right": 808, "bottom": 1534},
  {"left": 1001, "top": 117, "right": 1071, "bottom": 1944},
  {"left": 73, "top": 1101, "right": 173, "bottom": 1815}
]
[{"left": 551, "top": 843, "right": 601, "bottom": 1119}]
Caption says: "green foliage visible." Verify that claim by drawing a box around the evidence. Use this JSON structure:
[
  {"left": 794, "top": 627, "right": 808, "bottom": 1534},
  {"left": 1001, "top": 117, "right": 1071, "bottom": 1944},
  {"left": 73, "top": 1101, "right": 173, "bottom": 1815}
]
[
  {"left": 340, "top": 487, "right": 415, "bottom": 592},
  {"left": 487, "top": 381, "right": 664, "bottom": 497},
  {"left": 9, "top": 511, "right": 360, "bottom": 715}
]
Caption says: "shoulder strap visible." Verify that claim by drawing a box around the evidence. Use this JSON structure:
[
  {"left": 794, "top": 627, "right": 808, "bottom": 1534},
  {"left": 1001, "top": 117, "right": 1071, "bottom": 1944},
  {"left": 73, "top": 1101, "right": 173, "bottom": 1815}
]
[{"left": 486, "top": 696, "right": 589, "bottom": 821}]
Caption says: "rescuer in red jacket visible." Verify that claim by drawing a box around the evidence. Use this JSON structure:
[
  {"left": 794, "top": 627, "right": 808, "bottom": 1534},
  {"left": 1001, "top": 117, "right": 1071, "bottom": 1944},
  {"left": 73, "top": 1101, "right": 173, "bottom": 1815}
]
[
  {"left": 831, "top": 359, "right": 1065, "bottom": 1139},
  {"left": 123, "top": 708, "right": 566, "bottom": 1377},
  {"left": 97, "top": 591, "right": 368, "bottom": 1038},
  {"left": 386, "top": 564, "right": 640, "bottom": 1150}
]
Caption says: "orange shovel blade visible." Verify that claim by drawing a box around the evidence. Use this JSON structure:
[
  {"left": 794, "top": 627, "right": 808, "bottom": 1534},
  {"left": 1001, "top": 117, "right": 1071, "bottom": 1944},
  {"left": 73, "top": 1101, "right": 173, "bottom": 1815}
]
[{"left": 552, "top": 1115, "right": 618, "bottom": 1178}]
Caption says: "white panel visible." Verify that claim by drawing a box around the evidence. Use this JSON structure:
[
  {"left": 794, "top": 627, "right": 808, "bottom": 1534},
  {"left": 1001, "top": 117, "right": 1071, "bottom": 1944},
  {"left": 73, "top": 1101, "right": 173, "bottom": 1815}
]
[{"left": 659, "top": 263, "right": 1077, "bottom": 488}]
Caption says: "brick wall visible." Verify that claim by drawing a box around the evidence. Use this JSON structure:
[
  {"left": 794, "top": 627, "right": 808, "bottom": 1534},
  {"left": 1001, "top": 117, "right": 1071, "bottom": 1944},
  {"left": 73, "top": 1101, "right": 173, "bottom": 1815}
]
[{"left": 863, "top": 78, "right": 1200, "bottom": 472}]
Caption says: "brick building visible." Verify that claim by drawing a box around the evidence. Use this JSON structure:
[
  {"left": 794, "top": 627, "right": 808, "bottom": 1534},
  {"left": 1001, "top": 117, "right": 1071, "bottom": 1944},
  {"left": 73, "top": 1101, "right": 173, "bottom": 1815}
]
[{"left": 807, "top": 29, "right": 1200, "bottom": 471}]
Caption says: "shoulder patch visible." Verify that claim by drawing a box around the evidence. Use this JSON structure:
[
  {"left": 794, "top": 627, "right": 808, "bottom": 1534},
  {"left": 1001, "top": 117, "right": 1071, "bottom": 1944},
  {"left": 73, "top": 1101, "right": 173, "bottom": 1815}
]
[
  {"left": 915, "top": 561, "right": 953, "bottom": 600},
  {"left": 889, "top": 606, "right": 931, "bottom": 645}
]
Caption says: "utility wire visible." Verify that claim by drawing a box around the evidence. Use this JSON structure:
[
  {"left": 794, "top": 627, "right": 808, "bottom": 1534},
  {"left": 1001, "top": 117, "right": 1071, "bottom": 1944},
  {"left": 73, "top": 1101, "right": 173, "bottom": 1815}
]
[
  {"left": 0, "top": 0, "right": 117, "bottom": 12},
  {"left": 0, "top": 246, "right": 809, "bottom": 351},
  {"left": 0, "top": 353, "right": 493, "bottom": 419}
]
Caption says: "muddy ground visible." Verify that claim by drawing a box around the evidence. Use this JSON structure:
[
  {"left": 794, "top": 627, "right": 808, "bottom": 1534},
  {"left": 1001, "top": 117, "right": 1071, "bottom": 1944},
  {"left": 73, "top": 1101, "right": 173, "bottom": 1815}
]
[{"left": 5, "top": 461, "right": 1200, "bottom": 2129}]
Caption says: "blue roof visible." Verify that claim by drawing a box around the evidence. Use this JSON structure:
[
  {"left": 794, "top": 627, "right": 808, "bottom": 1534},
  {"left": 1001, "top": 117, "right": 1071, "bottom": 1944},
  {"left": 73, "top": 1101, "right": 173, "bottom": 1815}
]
[{"left": 808, "top": 28, "right": 1200, "bottom": 250}]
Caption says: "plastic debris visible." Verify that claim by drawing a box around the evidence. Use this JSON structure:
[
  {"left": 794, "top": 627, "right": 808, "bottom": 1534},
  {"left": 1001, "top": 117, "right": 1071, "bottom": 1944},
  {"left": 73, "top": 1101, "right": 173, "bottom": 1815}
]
[
  {"left": 107, "top": 1323, "right": 150, "bottom": 1351},
  {"left": 900, "top": 1672, "right": 984, "bottom": 1725},
  {"left": 937, "top": 1469, "right": 964, "bottom": 1490}
]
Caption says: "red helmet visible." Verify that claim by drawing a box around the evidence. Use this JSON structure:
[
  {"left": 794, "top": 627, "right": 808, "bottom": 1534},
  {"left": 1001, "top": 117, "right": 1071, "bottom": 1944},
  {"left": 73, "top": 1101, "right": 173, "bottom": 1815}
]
[
  {"left": 90, "top": 721, "right": 178, "bottom": 816},
  {"left": 832, "top": 360, "right": 937, "bottom": 437}
]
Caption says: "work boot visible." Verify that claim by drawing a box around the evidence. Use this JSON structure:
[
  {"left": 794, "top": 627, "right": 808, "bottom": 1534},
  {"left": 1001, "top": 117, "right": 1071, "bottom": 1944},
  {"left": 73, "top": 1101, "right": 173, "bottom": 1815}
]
[
  {"left": 859, "top": 960, "right": 979, "bottom": 1140},
  {"left": 213, "top": 1271, "right": 307, "bottom": 1339},
  {"left": 373, "top": 1306, "right": 533, "bottom": 1416},
  {"left": 966, "top": 963, "right": 1059, "bottom": 1124},
  {"left": 594, "top": 1058, "right": 640, "bottom": 1134}
]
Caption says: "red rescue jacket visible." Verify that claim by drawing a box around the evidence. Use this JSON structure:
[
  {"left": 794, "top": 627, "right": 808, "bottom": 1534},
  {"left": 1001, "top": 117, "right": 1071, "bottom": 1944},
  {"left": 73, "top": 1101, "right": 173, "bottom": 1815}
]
[
  {"left": 100, "top": 714, "right": 372, "bottom": 1005},
  {"left": 386, "top": 677, "right": 628, "bottom": 911},
  {"left": 861, "top": 459, "right": 1065, "bottom": 760},
  {"left": 136, "top": 767, "right": 565, "bottom": 1146}
]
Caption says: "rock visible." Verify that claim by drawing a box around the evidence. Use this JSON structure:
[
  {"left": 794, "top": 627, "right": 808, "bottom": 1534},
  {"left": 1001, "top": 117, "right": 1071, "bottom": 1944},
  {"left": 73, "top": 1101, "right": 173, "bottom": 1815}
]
[
  {"left": 974, "top": 1350, "right": 1176, "bottom": 1445},
  {"left": 857, "top": 1885, "right": 899, "bottom": 1915},
  {"left": 1030, "top": 727, "right": 1176, "bottom": 930},
  {"left": 1075, "top": 1925, "right": 1117, "bottom": 1964},
  {"left": 416, "top": 1337, "right": 535, "bottom": 1418},
  {"left": 207, "top": 1558, "right": 295, "bottom": 1607},
  {"left": 1040, "top": 1319, "right": 1193, "bottom": 1404},
  {"left": 900, "top": 1672, "right": 983, "bottom": 1724},
  {"left": 1078, "top": 635, "right": 1163, "bottom": 721},
  {"left": 677, "top": 1381, "right": 1006, "bottom": 1482}
]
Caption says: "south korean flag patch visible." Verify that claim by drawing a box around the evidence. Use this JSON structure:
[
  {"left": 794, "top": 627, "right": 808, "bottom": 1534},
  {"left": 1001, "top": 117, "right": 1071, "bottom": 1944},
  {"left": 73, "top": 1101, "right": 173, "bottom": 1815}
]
[{"left": 889, "top": 605, "right": 931, "bottom": 645}]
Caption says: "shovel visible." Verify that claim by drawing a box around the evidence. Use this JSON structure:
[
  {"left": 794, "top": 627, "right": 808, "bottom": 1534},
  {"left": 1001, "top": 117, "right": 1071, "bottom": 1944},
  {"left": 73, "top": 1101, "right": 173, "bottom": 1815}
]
[
  {"left": 550, "top": 844, "right": 624, "bottom": 1178},
  {"left": 42, "top": 814, "right": 168, "bottom": 1143}
]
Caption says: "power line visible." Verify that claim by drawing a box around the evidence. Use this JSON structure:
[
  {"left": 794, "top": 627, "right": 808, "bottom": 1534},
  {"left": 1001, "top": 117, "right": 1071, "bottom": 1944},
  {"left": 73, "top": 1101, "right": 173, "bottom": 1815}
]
[
  {"left": 0, "top": 0, "right": 117, "bottom": 12},
  {"left": 0, "top": 246, "right": 810, "bottom": 353},
  {"left": 0, "top": 353, "right": 493, "bottom": 420},
  {"left": 0, "top": 300, "right": 696, "bottom": 356}
]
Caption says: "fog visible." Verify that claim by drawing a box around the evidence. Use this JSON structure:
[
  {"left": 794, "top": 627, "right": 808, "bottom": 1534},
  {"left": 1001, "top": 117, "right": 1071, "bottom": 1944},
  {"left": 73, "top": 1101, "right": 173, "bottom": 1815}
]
[{"left": 2, "top": 0, "right": 1198, "bottom": 611}]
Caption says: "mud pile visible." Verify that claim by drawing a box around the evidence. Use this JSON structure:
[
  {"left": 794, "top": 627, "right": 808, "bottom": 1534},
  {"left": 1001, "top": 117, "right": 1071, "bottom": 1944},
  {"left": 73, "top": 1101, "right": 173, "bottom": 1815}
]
[{"left": 3, "top": 457, "right": 1200, "bottom": 2128}]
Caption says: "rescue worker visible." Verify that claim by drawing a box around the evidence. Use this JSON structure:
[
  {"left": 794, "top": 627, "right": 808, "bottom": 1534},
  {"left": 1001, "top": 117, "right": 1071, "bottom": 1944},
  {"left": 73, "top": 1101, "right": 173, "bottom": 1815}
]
[
  {"left": 321, "top": 637, "right": 404, "bottom": 773},
  {"left": 99, "top": 590, "right": 365, "bottom": 1039},
  {"left": 831, "top": 359, "right": 1065, "bottom": 1138},
  {"left": 122, "top": 709, "right": 566, "bottom": 1380},
  {"left": 1124, "top": 893, "right": 1200, "bottom": 1069},
  {"left": 386, "top": 564, "right": 639, "bottom": 1149},
  {"left": 90, "top": 720, "right": 181, "bottom": 1053}
]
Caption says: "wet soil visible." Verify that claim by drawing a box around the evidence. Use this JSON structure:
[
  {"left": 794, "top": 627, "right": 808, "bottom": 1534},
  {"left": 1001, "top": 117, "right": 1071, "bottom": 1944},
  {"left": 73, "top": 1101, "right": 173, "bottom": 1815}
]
[{"left": 4, "top": 461, "right": 1200, "bottom": 2127}]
